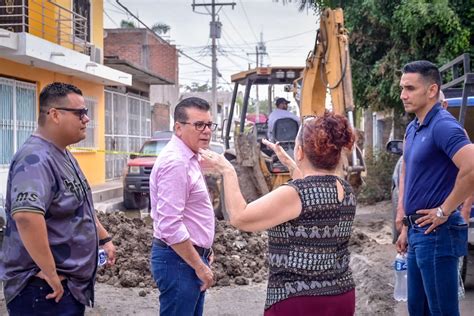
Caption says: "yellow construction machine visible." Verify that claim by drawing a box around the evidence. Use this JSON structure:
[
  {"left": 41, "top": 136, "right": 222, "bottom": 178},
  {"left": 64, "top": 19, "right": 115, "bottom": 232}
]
[{"left": 222, "top": 8, "right": 365, "bottom": 204}]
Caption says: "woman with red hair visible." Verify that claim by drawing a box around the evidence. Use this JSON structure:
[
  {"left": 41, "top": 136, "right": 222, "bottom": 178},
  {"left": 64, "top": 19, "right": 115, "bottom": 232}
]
[{"left": 200, "top": 111, "right": 357, "bottom": 316}]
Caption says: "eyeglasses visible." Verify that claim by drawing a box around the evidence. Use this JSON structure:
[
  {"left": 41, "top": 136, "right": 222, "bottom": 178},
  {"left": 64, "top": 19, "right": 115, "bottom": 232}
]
[
  {"left": 179, "top": 121, "right": 218, "bottom": 131},
  {"left": 49, "top": 107, "right": 89, "bottom": 120}
]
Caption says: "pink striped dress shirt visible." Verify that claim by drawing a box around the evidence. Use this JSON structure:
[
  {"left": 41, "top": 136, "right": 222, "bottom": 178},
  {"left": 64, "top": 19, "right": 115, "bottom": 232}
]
[{"left": 149, "top": 135, "right": 215, "bottom": 249}]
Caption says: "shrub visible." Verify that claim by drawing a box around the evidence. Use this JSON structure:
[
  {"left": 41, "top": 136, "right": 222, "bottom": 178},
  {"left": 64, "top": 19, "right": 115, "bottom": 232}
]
[{"left": 357, "top": 149, "right": 398, "bottom": 204}]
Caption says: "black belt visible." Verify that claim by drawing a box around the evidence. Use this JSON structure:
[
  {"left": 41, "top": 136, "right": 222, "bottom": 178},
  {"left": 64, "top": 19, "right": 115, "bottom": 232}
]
[
  {"left": 28, "top": 276, "right": 68, "bottom": 287},
  {"left": 153, "top": 237, "right": 212, "bottom": 258},
  {"left": 402, "top": 214, "right": 424, "bottom": 227}
]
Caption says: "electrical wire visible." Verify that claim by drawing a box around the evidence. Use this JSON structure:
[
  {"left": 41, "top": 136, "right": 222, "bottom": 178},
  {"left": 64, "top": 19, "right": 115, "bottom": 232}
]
[
  {"left": 221, "top": 9, "right": 253, "bottom": 48},
  {"left": 115, "top": 0, "right": 213, "bottom": 70},
  {"left": 104, "top": 10, "right": 119, "bottom": 27},
  {"left": 238, "top": 0, "right": 258, "bottom": 42}
]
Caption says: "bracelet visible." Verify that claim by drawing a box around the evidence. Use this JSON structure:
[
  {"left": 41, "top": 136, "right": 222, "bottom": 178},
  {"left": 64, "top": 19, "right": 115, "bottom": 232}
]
[{"left": 99, "top": 236, "right": 112, "bottom": 246}]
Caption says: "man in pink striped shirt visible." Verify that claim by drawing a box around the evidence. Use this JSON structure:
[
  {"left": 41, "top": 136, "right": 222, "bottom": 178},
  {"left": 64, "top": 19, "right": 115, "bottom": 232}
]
[{"left": 149, "top": 97, "right": 217, "bottom": 315}]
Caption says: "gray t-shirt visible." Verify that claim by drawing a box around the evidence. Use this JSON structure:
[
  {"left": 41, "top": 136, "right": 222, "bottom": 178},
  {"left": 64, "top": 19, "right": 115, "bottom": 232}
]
[{"left": 0, "top": 135, "right": 98, "bottom": 306}]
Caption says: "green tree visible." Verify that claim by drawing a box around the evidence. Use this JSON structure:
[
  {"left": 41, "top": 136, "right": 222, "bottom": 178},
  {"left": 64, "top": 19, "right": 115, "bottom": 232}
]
[
  {"left": 151, "top": 23, "right": 171, "bottom": 35},
  {"left": 184, "top": 82, "right": 224, "bottom": 92},
  {"left": 120, "top": 20, "right": 136, "bottom": 28},
  {"left": 247, "top": 99, "right": 271, "bottom": 115},
  {"left": 296, "top": 0, "right": 472, "bottom": 113},
  {"left": 120, "top": 20, "right": 171, "bottom": 37}
]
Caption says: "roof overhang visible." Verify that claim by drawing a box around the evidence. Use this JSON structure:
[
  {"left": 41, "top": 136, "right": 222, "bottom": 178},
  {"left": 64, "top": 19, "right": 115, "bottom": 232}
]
[
  {"left": 0, "top": 29, "right": 131, "bottom": 86},
  {"left": 104, "top": 58, "right": 173, "bottom": 85}
]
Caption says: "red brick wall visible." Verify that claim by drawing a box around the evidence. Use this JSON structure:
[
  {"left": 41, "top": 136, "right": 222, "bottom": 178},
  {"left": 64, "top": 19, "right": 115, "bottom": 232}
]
[
  {"left": 104, "top": 29, "right": 178, "bottom": 84},
  {"left": 152, "top": 103, "right": 171, "bottom": 132},
  {"left": 104, "top": 30, "right": 143, "bottom": 66},
  {"left": 149, "top": 41, "right": 178, "bottom": 83}
]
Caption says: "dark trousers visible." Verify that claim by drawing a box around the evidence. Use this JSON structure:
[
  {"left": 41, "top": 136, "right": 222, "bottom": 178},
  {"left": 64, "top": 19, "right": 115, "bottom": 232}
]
[
  {"left": 407, "top": 211, "right": 467, "bottom": 316},
  {"left": 7, "top": 279, "right": 85, "bottom": 316},
  {"left": 150, "top": 240, "right": 210, "bottom": 316}
]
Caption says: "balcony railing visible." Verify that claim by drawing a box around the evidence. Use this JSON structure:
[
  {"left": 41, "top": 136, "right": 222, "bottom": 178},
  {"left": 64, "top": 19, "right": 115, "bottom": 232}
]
[{"left": 0, "top": 0, "right": 91, "bottom": 55}]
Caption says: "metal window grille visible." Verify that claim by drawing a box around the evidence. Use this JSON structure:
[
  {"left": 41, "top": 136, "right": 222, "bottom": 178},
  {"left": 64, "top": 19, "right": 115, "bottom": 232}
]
[
  {"left": 0, "top": 77, "right": 37, "bottom": 167},
  {"left": 104, "top": 90, "right": 151, "bottom": 180},
  {"left": 70, "top": 96, "right": 97, "bottom": 149},
  {"left": 0, "top": 0, "right": 91, "bottom": 55}
]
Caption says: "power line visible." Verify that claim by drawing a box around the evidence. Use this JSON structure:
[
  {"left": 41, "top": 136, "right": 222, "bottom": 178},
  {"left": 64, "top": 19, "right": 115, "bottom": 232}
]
[
  {"left": 221, "top": 9, "right": 253, "bottom": 48},
  {"left": 237, "top": 0, "right": 258, "bottom": 42},
  {"left": 219, "top": 51, "right": 243, "bottom": 69},
  {"left": 220, "top": 28, "right": 250, "bottom": 56},
  {"left": 104, "top": 10, "right": 119, "bottom": 27},
  {"left": 191, "top": 0, "right": 237, "bottom": 124},
  {"left": 266, "top": 29, "right": 315, "bottom": 43},
  {"left": 114, "top": 0, "right": 213, "bottom": 70}
]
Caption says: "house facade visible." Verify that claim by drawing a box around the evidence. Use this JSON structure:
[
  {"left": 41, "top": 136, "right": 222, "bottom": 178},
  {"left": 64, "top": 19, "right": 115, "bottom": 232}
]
[
  {"left": 0, "top": 0, "right": 131, "bottom": 197},
  {"left": 103, "top": 28, "right": 179, "bottom": 179}
]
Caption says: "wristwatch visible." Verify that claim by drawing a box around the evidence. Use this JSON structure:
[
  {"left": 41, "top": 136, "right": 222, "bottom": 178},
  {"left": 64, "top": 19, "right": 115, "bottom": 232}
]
[
  {"left": 99, "top": 236, "right": 113, "bottom": 246},
  {"left": 436, "top": 207, "right": 448, "bottom": 219}
]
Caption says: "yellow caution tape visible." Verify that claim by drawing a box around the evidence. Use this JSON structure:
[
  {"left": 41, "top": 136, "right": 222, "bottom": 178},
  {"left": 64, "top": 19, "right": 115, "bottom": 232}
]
[{"left": 68, "top": 147, "right": 159, "bottom": 157}]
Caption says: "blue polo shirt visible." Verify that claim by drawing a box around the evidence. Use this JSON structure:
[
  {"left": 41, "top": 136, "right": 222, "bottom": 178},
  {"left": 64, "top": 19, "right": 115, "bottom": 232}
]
[{"left": 403, "top": 103, "right": 471, "bottom": 216}]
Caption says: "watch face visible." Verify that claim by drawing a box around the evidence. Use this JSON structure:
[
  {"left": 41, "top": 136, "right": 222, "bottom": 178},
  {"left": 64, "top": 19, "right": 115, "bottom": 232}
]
[{"left": 436, "top": 208, "right": 443, "bottom": 217}]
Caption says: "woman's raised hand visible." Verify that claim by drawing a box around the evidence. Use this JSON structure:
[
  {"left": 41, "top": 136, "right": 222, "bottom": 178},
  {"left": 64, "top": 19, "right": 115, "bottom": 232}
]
[
  {"left": 261, "top": 139, "right": 296, "bottom": 169},
  {"left": 199, "top": 148, "right": 233, "bottom": 174}
]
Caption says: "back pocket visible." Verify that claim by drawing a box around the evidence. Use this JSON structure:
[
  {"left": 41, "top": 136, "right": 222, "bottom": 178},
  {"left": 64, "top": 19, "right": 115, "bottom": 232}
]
[{"left": 449, "top": 224, "right": 468, "bottom": 257}]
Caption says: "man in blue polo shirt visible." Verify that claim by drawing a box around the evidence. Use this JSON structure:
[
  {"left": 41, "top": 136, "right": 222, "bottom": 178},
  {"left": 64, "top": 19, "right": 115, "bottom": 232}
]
[
  {"left": 395, "top": 60, "right": 474, "bottom": 315},
  {"left": 267, "top": 97, "right": 300, "bottom": 140}
]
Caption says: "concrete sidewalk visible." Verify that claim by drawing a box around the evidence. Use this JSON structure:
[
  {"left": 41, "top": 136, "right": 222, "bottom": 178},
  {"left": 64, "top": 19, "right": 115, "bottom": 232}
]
[{"left": 91, "top": 180, "right": 125, "bottom": 213}]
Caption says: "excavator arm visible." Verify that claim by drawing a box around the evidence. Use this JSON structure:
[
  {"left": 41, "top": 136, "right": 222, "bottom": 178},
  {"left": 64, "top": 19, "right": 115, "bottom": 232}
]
[
  {"left": 300, "top": 8, "right": 364, "bottom": 182},
  {"left": 300, "top": 8, "right": 354, "bottom": 117}
]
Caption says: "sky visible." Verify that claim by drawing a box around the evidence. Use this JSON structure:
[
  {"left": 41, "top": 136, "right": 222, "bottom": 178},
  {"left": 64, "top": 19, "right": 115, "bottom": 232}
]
[{"left": 103, "top": 0, "right": 319, "bottom": 93}]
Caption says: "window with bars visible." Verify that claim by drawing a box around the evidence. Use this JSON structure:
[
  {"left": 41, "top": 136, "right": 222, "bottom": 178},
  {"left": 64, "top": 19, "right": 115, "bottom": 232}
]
[
  {"left": 104, "top": 90, "right": 152, "bottom": 179},
  {"left": 0, "top": 77, "right": 37, "bottom": 167},
  {"left": 71, "top": 96, "right": 97, "bottom": 149}
]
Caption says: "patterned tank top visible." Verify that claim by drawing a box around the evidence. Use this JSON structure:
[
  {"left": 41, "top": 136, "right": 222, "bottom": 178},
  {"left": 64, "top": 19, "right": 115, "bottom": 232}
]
[{"left": 265, "top": 175, "right": 356, "bottom": 309}]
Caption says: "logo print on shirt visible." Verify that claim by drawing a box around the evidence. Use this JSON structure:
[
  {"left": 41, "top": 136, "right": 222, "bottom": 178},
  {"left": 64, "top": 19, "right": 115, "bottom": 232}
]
[
  {"left": 64, "top": 179, "right": 83, "bottom": 201},
  {"left": 15, "top": 192, "right": 39, "bottom": 203}
]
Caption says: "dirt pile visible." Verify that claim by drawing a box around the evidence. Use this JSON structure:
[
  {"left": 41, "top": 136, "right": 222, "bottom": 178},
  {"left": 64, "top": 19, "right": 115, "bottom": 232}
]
[
  {"left": 96, "top": 207, "right": 396, "bottom": 315},
  {"left": 96, "top": 213, "right": 268, "bottom": 288},
  {"left": 349, "top": 220, "right": 396, "bottom": 315},
  {"left": 212, "top": 221, "right": 268, "bottom": 286}
]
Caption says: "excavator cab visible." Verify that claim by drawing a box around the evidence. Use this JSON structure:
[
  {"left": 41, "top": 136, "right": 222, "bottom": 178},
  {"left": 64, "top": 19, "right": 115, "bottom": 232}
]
[
  {"left": 223, "top": 67, "right": 304, "bottom": 197},
  {"left": 222, "top": 8, "right": 366, "bottom": 200}
]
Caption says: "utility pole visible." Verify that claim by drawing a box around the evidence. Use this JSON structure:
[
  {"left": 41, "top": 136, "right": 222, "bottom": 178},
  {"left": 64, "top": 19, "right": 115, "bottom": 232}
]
[
  {"left": 247, "top": 32, "right": 267, "bottom": 121},
  {"left": 247, "top": 32, "right": 267, "bottom": 102},
  {"left": 192, "top": 1, "right": 236, "bottom": 125}
]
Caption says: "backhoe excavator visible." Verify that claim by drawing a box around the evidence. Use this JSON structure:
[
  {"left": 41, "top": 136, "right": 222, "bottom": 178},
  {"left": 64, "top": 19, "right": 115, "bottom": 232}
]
[{"left": 221, "top": 8, "right": 365, "bottom": 208}]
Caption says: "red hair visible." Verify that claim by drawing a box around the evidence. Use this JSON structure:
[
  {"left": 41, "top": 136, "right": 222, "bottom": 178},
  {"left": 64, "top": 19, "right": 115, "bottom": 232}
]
[{"left": 301, "top": 111, "right": 355, "bottom": 170}]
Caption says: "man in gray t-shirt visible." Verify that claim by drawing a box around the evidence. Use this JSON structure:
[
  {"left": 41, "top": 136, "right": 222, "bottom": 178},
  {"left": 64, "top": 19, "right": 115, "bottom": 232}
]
[
  {"left": 267, "top": 97, "right": 300, "bottom": 140},
  {"left": 0, "top": 83, "right": 116, "bottom": 315}
]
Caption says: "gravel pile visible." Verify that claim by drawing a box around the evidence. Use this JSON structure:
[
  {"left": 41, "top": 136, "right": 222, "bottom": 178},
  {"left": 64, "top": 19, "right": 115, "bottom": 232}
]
[{"left": 96, "top": 212, "right": 268, "bottom": 288}]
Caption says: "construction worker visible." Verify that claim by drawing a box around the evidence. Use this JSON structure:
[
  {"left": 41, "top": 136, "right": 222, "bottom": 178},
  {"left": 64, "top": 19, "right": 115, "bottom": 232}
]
[{"left": 267, "top": 97, "right": 300, "bottom": 140}]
